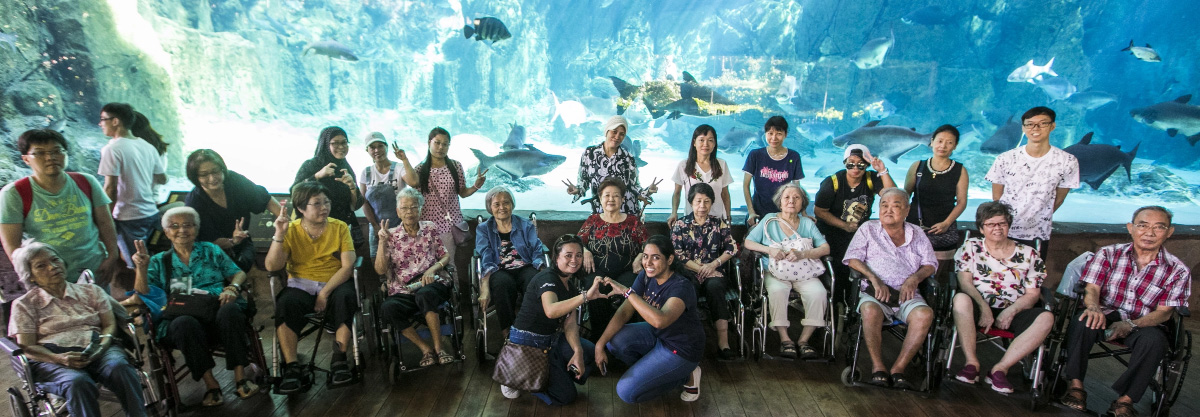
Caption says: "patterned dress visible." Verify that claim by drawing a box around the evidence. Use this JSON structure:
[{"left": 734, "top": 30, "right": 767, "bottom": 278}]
[
  {"left": 417, "top": 162, "right": 465, "bottom": 237},
  {"left": 954, "top": 237, "right": 1046, "bottom": 308},
  {"left": 670, "top": 214, "right": 737, "bottom": 279},
  {"left": 577, "top": 145, "right": 645, "bottom": 215},
  {"left": 382, "top": 221, "right": 452, "bottom": 296},
  {"left": 577, "top": 214, "right": 648, "bottom": 277}
]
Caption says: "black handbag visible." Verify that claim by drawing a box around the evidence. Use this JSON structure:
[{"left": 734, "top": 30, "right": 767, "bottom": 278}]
[
  {"left": 160, "top": 250, "right": 221, "bottom": 322},
  {"left": 492, "top": 340, "right": 550, "bottom": 392}
]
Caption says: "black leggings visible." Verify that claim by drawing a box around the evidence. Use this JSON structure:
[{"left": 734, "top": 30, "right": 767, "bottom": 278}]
[
  {"left": 161, "top": 301, "right": 252, "bottom": 381},
  {"left": 274, "top": 280, "right": 359, "bottom": 335},
  {"left": 380, "top": 282, "right": 453, "bottom": 330},
  {"left": 489, "top": 265, "right": 540, "bottom": 331}
]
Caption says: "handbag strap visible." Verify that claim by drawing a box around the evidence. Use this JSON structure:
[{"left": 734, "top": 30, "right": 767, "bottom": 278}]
[{"left": 914, "top": 159, "right": 925, "bottom": 227}]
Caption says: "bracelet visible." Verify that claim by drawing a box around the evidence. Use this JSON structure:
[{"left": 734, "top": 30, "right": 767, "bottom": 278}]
[
  {"left": 271, "top": 236, "right": 284, "bottom": 243},
  {"left": 879, "top": 169, "right": 889, "bottom": 175},
  {"left": 1126, "top": 319, "right": 1137, "bottom": 329},
  {"left": 623, "top": 288, "right": 634, "bottom": 298},
  {"left": 98, "top": 334, "right": 113, "bottom": 339}
]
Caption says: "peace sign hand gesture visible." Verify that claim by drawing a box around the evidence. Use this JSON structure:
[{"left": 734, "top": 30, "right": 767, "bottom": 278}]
[
  {"left": 131, "top": 240, "right": 150, "bottom": 270},
  {"left": 231, "top": 217, "right": 250, "bottom": 245},
  {"left": 273, "top": 202, "right": 291, "bottom": 236}
]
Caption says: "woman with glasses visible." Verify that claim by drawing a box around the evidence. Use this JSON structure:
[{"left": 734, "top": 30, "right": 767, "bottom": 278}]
[
  {"left": 475, "top": 186, "right": 545, "bottom": 336},
  {"left": 814, "top": 144, "right": 895, "bottom": 305},
  {"left": 399, "top": 127, "right": 486, "bottom": 265},
  {"left": 498, "top": 234, "right": 606, "bottom": 404},
  {"left": 130, "top": 206, "right": 259, "bottom": 405},
  {"left": 293, "top": 126, "right": 365, "bottom": 249},
  {"left": 265, "top": 181, "right": 359, "bottom": 392},
  {"left": 950, "top": 201, "right": 1052, "bottom": 394},
  {"left": 185, "top": 149, "right": 282, "bottom": 272},
  {"left": 903, "top": 125, "right": 968, "bottom": 252}
]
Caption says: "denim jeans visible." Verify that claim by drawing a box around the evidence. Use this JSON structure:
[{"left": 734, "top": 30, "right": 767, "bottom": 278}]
[
  {"left": 114, "top": 214, "right": 160, "bottom": 271},
  {"left": 31, "top": 345, "right": 146, "bottom": 417},
  {"left": 508, "top": 327, "right": 596, "bottom": 406},
  {"left": 606, "top": 322, "right": 698, "bottom": 404}
]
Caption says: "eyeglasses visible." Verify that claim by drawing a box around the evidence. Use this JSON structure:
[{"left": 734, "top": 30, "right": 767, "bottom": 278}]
[
  {"left": 1022, "top": 121, "right": 1053, "bottom": 129},
  {"left": 397, "top": 205, "right": 419, "bottom": 212},
  {"left": 307, "top": 201, "right": 333, "bottom": 208},
  {"left": 981, "top": 222, "right": 1009, "bottom": 229},
  {"left": 1133, "top": 222, "right": 1169, "bottom": 232},
  {"left": 167, "top": 222, "right": 197, "bottom": 230},
  {"left": 329, "top": 140, "right": 350, "bottom": 147},
  {"left": 845, "top": 162, "right": 868, "bottom": 170},
  {"left": 98, "top": 117, "right": 114, "bottom": 122},
  {"left": 28, "top": 148, "right": 65, "bottom": 158}
]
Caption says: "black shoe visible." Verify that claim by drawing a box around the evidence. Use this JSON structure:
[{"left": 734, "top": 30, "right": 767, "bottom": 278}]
[
  {"left": 717, "top": 348, "right": 737, "bottom": 361},
  {"left": 277, "top": 362, "right": 304, "bottom": 394},
  {"left": 330, "top": 353, "right": 354, "bottom": 386}
]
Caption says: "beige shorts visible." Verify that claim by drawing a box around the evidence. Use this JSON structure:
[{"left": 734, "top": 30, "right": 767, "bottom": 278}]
[{"left": 856, "top": 292, "right": 929, "bottom": 324}]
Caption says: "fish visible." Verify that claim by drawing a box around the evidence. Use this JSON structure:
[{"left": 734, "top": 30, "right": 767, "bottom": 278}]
[
  {"left": 1065, "top": 91, "right": 1118, "bottom": 111},
  {"left": 901, "top": 5, "right": 960, "bottom": 26},
  {"left": 863, "top": 99, "right": 896, "bottom": 120},
  {"left": 619, "top": 139, "right": 648, "bottom": 167},
  {"left": 957, "top": 122, "right": 987, "bottom": 147},
  {"left": 678, "top": 72, "right": 736, "bottom": 106},
  {"left": 303, "top": 40, "right": 359, "bottom": 61},
  {"left": 831, "top": 121, "right": 929, "bottom": 163},
  {"left": 1062, "top": 132, "right": 1139, "bottom": 190},
  {"left": 1007, "top": 57, "right": 1057, "bottom": 84},
  {"left": 1033, "top": 76, "right": 1077, "bottom": 101},
  {"left": 463, "top": 17, "right": 511, "bottom": 44},
  {"left": 1120, "top": 40, "right": 1161, "bottom": 63},
  {"left": 1130, "top": 94, "right": 1200, "bottom": 146},
  {"left": 721, "top": 127, "right": 764, "bottom": 155},
  {"left": 979, "top": 116, "right": 1024, "bottom": 154},
  {"left": 852, "top": 28, "right": 894, "bottom": 70},
  {"left": 551, "top": 92, "right": 590, "bottom": 129},
  {"left": 655, "top": 97, "right": 763, "bottom": 120},
  {"left": 579, "top": 96, "right": 617, "bottom": 121},
  {"left": 0, "top": 32, "right": 16, "bottom": 52},
  {"left": 471, "top": 145, "right": 566, "bottom": 179},
  {"left": 501, "top": 123, "right": 526, "bottom": 150},
  {"left": 796, "top": 121, "right": 835, "bottom": 142},
  {"left": 814, "top": 159, "right": 844, "bottom": 178},
  {"left": 774, "top": 75, "right": 799, "bottom": 104},
  {"left": 608, "top": 75, "right": 682, "bottom": 115}
]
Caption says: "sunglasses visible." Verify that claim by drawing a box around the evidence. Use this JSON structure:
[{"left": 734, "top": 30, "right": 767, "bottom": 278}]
[{"left": 845, "top": 162, "right": 869, "bottom": 170}]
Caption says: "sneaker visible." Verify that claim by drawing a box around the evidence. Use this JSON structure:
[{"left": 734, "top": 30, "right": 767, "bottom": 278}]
[
  {"left": 501, "top": 385, "right": 520, "bottom": 399},
  {"left": 986, "top": 370, "right": 1014, "bottom": 394},
  {"left": 955, "top": 364, "right": 979, "bottom": 384},
  {"left": 236, "top": 379, "right": 261, "bottom": 399},
  {"left": 680, "top": 366, "right": 701, "bottom": 402}
]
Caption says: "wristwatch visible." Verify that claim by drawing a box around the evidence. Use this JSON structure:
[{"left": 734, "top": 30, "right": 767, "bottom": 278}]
[{"left": 1125, "top": 319, "right": 1137, "bottom": 329}]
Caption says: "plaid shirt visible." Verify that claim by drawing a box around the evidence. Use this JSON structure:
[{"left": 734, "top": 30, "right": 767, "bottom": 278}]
[{"left": 1080, "top": 243, "right": 1191, "bottom": 321}]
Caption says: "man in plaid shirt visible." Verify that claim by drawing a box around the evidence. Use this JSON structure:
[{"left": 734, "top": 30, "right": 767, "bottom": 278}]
[{"left": 1060, "top": 206, "right": 1191, "bottom": 417}]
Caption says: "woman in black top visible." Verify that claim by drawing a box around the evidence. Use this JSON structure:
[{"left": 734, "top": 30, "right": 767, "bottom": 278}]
[
  {"left": 184, "top": 149, "right": 282, "bottom": 272},
  {"left": 500, "top": 235, "right": 605, "bottom": 405},
  {"left": 904, "top": 124, "right": 968, "bottom": 251},
  {"left": 293, "top": 127, "right": 364, "bottom": 249}
]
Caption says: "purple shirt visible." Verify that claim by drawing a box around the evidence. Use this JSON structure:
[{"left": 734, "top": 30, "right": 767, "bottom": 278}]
[{"left": 843, "top": 221, "right": 937, "bottom": 291}]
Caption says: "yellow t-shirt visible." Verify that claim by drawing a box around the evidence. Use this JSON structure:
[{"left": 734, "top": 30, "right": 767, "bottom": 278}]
[{"left": 283, "top": 218, "right": 353, "bottom": 283}]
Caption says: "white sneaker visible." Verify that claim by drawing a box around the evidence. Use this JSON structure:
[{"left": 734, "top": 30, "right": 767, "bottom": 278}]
[
  {"left": 680, "top": 366, "right": 701, "bottom": 402},
  {"left": 501, "top": 385, "right": 520, "bottom": 399}
]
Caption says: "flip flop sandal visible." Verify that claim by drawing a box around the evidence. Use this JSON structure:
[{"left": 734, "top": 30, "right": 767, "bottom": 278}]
[
  {"left": 868, "top": 371, "right": 891, "bottom": 387},
  {"left": 438, "top": 350, "right": 455, "bottom": 365},
  {"left": 1061, "top": 387, "right": 1087, "bottom": 412},
  {"left": 202, "top": 388, "right": 224, "bottom": 407},
  {"left": 891, "top": 373, "right": 914, "bottom": 390},
  {"left": 419, "top": 351, "right": 437, "bottom": 367},
  {"left": 1108, "top": 400, "right": 1137, "bottom": 417}
]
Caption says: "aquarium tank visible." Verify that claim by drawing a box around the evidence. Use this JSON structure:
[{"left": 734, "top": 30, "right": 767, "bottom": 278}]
[{"left": 1, "top": 0, "right": 1197, "bottom": 225}]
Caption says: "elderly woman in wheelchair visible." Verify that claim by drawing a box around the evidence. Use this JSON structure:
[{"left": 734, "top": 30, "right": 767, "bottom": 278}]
[
  {"left": 670, "top": 183, "right": 739, "bottom": 360},
  {"left": 374, "top": 187, "right": 456, "bottom": 367},
  {"left": 7, "top": 241, "right": 146, "bottom": 417},
  {"left": 844, "top": 188, "right": 938, "bottom": 390},
  {"left": 129, "top": 206, "right": 259, "bottom": 406},
  {"left": 950, "top": 201, "right": 1053, "bottom": 394}
]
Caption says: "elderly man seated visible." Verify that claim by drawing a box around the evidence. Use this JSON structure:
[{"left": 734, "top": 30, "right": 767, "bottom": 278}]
[
  {"left": 843, "top": 187, "right": 937, "bottom": 390},
  {"left": 1060, "top": 206, "right": 1191, "bottom": 417}
]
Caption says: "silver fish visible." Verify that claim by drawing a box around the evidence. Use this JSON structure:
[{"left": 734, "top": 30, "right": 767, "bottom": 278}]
[
  {"left": 832, "top": 121, "right": 928, "bottom": 163},
  {"left": 1130, "top": 94, "right": 1200, "bottom": 146}
]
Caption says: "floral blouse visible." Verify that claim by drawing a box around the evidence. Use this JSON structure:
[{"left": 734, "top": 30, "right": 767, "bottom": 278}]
[
  {"left": 578, "top": 145, "right": 645, "bottom": 215},
  {"left": 383, "top": 221, "right": 451, "bottom": 296},
  {"left": 670, "top": 214, "right": 737, "bottom": 279},
  {"left": 578, "top": 213, "right": 648, "bottom": 277},
  {"left": 954, "top": 237, "right": 1046, "bottom": 309}
]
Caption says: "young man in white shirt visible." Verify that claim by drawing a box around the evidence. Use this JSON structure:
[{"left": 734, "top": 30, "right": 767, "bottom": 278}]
[{"left": 97, "top": 103, "right": 167, "bottom": 271}]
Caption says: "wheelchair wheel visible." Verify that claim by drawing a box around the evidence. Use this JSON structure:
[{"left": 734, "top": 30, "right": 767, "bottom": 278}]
[
  {"left": 388, "top": 359, "right": 401, "bottom": 384},
  {"left": 840, "top": 366, "right": 859, "bottom": 387},
  {"left": 7, "top": 387, "right": 31, "bottom": 417}
]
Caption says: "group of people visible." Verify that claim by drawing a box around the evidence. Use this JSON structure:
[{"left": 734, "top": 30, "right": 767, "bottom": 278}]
[{"left": 0, "top": 103, "right": 1190, "bottom": 416}]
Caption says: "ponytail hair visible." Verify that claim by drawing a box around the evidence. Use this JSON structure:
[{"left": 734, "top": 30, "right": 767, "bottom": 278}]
[{"left": 130, "top": 111, "right": 168, "bottom": 155}]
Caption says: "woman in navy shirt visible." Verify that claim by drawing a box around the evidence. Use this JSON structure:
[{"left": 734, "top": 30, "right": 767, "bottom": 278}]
[{"left": 595, "top": 235, "right": 705, "bottom": 403}]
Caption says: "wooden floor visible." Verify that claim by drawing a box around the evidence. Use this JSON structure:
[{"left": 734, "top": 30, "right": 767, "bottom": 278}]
[{"left": 3, "top": 267, "right": 1197, "bottom": 417}]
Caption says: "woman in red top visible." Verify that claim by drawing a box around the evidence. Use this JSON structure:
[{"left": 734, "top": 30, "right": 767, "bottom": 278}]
[{"left": 577, "top": 177, "right": 647, "bottom": 337}]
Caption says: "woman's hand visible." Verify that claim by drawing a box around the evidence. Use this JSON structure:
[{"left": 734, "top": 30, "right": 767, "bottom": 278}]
[
  {"left": 392, "top": 143, "right": 408, "bottom": 163},
  {"left": 594, "top": 346, "right": 608, "bottom": 375},
  {"left": 377, "top": 219, "right": 391, "bottom": 242},
  {"left": 746, "top": 210, "right": 759, "bottom": 227},
  {"left": 585, "top": 276, "right": 606, "bottom": 301},
  {"left": 644, "top": 177, "right": 663, "bottom": 195},
  {"left": 561, "top": 179, "right": 581, "bottom": 196},
  {"left": 421, "top": 268, "right": 438, "bottom": 285},
  {"left": 697, "top": 261, "right": 719, "bottom": 280},
  {"left": 336, "top": 169, "right": 356, "bottom": 189},
  {"left": 314, "top": 163, "right": 338, "bottom": 180},
  {"left": 603, "top": 277, "right": 628, "bottom": 298},
  {"left": 273, "top": 203, "right": 290, "bottom": 236},
  {"left": 231, "top": 217, "right": 250, "bottom": 245},
  {"left": 219, "top": 286, "right": 237, "bottom": 305},
  {"left": 783, "top": 250, "right": 802, "bottom": 262},
  {"left": 977, "top": 307, "right": 995, "bottom": 334},
  {"left": 995, "top": 307, "right": 1016, "bottom": 330},
  {"left": 568, "top": 351, "right": 587, "bottom": 381},
  {"left": 58, "top": 352, "right": 89, "bottom": 369},
  {"left": 314, "top": 290, "right": 330, "bottom": 313},
  {"left": 928, "top": 221, "right": 951, "bottom": 235},
  {"left": 768, "top": 247, "right": 785, "bottom": 260},
  {"left": 473, "top": 168, "right": 488, "bottom": 189},
  {"left": 582, "top": 250, "right": 595, "bottom": 273},
  {"left": 478, "top": 280, "right": 491, "bottom": 309},
  {"left": 131, "top": 240, "right": 149, "bottom": 270},
  {"left": 666, "top": 214, "right": 678, "bottom": 227}
]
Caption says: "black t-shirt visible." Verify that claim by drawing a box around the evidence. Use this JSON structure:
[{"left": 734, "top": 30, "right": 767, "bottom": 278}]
[
  {"left": 513, "top": 269, "right": 575, "bottom": 335},
  {"left": 631, "top": 271, "right": 705, "bottom": 363},
  {"left": 814, "top": 170, "right": 884, "bottom": 246},
  {"left": 185, "top": 170, "right": 271, "bottom": 243}
]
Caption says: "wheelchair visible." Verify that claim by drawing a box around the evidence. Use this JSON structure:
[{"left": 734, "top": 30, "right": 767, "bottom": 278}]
[
  {"left": 1047, "top": 254, "right": 1192, "bottom": 417},
  {"left": 372, "top": 265, "right": 466, "bottom": 382},
  {"left": 939, "top": 233, "right": 1052, "bottom": 410},
  {"left": 840, "top": 269, "right": 949, "bottom": 392},
  {"left": 749, "top": 254, "right": 836, "bottom": 361},
  {"left": 3, "top": 322, "right": 171, "bottom": 417},
  {"left": 683, "top": 257, "right": 745, "bottom": 360},
  {"left": 267, "top": 257, "right": 367, "bottom": 394},
  {"left": 142, "top": 285, "right": 270, "bottom": 414},
  {"left": 468, "top": 213, "right": 550, "bottom": 362}
]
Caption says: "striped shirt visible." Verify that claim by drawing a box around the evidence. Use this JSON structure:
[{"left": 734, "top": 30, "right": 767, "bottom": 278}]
[{"left": 1080, "top": 243, "right": 1191, "bottom": 321}]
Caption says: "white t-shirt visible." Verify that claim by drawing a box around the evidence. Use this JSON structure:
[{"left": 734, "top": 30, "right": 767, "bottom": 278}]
[
  {"left": 670, "top": 158, "right": 735, "bottom": 218},
  {"left": 984, "top": 145, "right": 1079, "bottom": 240},
  {"left": 98, "top": 137, "right": 165, "bottom": 220},
  {"left": 358, "top": 162, "right": 408, "bottom": 189}
]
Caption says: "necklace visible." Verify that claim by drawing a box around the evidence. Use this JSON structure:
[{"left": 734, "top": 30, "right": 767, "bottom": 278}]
[
  {"left": 301, "top": 222, "right": 326, "bottom": 239},
  {"left": 928, "top": 158, "right": 954, "bottom": 178}
]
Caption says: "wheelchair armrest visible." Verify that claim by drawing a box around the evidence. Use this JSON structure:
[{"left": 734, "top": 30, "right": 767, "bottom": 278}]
[
  {"left": 354, "top": 256, "right": 363, "bottom": 268},
  {"left": 1178, "top": 306, "right": 1191, "bottom": 318},
  {"left": 1073, "top": 280, "right": 1088, "bottom": 296},
  {"left": 0, "top": 336, "right": 22, "bottom": 356}
]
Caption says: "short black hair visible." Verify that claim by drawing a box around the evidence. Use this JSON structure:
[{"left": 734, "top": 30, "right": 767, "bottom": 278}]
[
  {"left": 185, "top": 149, "right": 228, "bottom": 188},
  {"left": 931, "top": 124, "right": 960, "bottom": 143},
  {"left": 291, "top": 181, "right": 330, "bottom": 213},
  {"left": 764, "top": 115, "right": 788, "bottom": 134},
  {"left": 1021, "top": 106, "right": 1056, "bottom": 123},
  {"left": 100, "top": 102, "right": 137, "bottom": 128},
  {"left": 974, "top": 201, "right": 1014, "bottom": 233},
  {"left": 687, "top": 183, "right": 715, "bottom": 205},
  {"left": 17, "top": 129, "right": 69, "bottom": 154},
  {"left": 1131, "top": 206, "right": 1173, "bottom": 225}
]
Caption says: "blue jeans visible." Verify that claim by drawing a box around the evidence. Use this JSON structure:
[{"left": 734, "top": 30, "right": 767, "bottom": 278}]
[
  {"left": 114, "top": 214, "right": 160, "bottom": 271},
  {"left": 508, "top": 328, "right": 596, "bottom": 406},
  {"left": 606, "top": 322, "right": 698, "bottom": 404},
  {"left": 31, "top": 345, "right": 146, "bottom": 417}
]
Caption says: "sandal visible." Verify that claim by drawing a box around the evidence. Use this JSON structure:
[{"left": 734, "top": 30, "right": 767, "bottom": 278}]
[
  {"left": 330, "top": 360, "right": 354, "bottom": 385},
  {"left": 201, "top": 388, "right": 223, "bottom": 407},
  {"left": 797, "top": 343, "right": 818, "bottom": 360},
  {"left": 236, "top": 379, "right": 260, "bottom": 399},
  {"left": 891, "top": 373, "right": 913, "bottom": 390},
  {"left": 1108, "top": 399, "right": 1138, "bottom": 417},
  {"left": 868, "top": 371, "right": 891, "bottom": 387},
  {"left": 438, "top": 350, "right": 455, "bottom": 365},
  {"left": 779, "top": 341, "right": 798, "bottom": 359},
  {"left": 419, "top": 351, "right": 437, "bottom": 367},
  {"left": 1061, "top": 387, "right": 1087, "bottom": 412},
  {"left": 277, "top": 362, "right": 304, "bottom": 394}
]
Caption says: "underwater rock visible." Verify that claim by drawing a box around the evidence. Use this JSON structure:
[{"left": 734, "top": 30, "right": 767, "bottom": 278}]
[
  {"left": 1073, "top": 164, "right": 1199, "bottom": 204},
  {"left": 4, "top": 80, "right": 64, "bottom": 117}
]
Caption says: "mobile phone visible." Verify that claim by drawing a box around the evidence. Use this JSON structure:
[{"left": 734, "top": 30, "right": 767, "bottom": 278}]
[
  {"left": 80, "top": 341, "right": 102, "bottom": 360},
  {"left": 598, "top": 361, "right": 607, "bottom": 376},
  {"left": 568, "top": 364, "right": 581, "bottom": 378}
]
